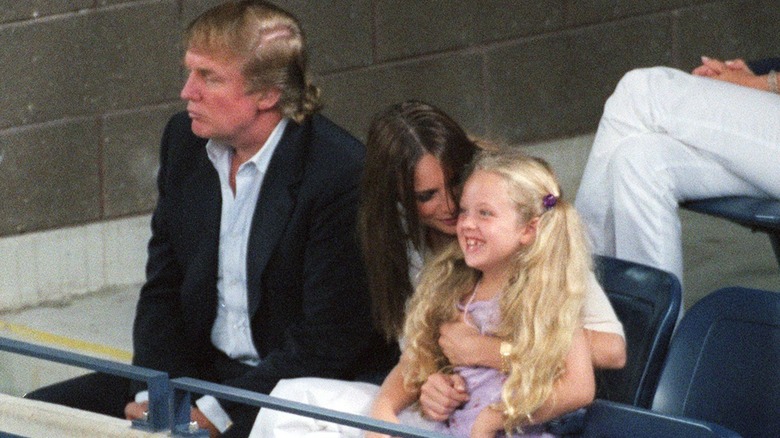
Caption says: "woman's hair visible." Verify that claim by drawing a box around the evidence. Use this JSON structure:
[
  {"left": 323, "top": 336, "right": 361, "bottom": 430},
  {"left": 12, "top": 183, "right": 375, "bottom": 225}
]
[
  {"left": 359, "top": 100, "right": 478, "bottom": 341},
  {"left": 184, "top": 0, "right": 321, "bottom": 122},
  {"left": 402, "top": 149, "right": 591, "bottom": 431}
]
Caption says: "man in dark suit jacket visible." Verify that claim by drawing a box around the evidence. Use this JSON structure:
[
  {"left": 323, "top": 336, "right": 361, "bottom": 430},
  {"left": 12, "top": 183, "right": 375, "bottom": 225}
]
[{"left": 26, "top": 2, "right": 396, "bottom": 436}]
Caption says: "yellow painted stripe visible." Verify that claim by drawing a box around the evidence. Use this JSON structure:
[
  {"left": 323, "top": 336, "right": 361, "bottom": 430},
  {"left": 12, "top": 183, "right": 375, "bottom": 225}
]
[{"left": 0, "top": 321, "right": 132, "bottom": 363}]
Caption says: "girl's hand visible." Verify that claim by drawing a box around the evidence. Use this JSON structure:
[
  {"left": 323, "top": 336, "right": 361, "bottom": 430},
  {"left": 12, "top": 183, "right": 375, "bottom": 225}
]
[
  {"left": 368, "top": 361, "right": 414, "bottom": 438},
  {"left": 366, "top": 405, "right": 399, "bottom": 438},
  {"left": 471, "top": 406, "right": 504, "bottom": 438},
  {"left": 419, "top": 372, "right": 469, "bottom": 421}
]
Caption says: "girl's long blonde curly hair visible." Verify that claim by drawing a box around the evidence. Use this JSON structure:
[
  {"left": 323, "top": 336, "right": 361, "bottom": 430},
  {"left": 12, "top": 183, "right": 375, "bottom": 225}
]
[{"left": 401, "top": 149, "right": 591, "bottom": 432}]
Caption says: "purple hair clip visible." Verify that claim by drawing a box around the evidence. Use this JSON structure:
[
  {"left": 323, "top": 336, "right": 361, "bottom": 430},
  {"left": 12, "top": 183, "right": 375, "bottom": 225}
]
[{"left": 543, "top": 194, "right": 558, "bottom": 210}]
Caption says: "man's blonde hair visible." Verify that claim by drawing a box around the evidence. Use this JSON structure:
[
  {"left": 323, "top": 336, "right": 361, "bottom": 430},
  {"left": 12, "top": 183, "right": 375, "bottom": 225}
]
[{"left": 185, "top": 0, "right": 321, "bottom": 122}]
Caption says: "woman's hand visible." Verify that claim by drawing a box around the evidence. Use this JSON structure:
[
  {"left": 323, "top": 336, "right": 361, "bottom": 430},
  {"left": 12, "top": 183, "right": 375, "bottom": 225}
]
[
  {"left": 419, "top": 372, "right": 469, "bottom": 421},
  {"left": 438, "top": 317, "right": 481, "bottom": 365},
  {"left": 438, "top": 313, "right": 502, "bottom": 368},
  {"left": 692, "top": 56, "right": 768, "bottom": 90},
  {"left": 127, "top": 403, "right": 219, "bottom": 438},
  {"left": 693, "top": 56, "right": 752, "bottom": 77}
]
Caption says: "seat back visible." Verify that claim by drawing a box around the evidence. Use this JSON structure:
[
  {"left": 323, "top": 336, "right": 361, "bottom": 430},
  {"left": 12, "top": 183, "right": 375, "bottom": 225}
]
[
  {"left": 583, "top": 399, "right": 742, "bottom": 438},
  {"left": 651, "top": 286, "right": 780, "bottom": 438},
  {"left": 592, "top": 255, "right": 681, "bottom": 408}
]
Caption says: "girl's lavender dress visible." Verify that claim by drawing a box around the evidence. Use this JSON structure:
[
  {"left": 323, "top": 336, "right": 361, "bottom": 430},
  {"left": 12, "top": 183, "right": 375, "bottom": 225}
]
[{"left": 434, "top": 296, "right": 555, "bottom": 438}]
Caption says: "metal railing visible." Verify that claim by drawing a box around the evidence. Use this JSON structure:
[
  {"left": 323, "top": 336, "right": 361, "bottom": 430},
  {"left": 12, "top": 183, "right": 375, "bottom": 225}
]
[
  {"left": 0, "top": 336, "right": 442, "bottom": 437},
  {"left": 0, "top": 337, "right": 170, "bottom": 432},
  {"left": 169, "top": 377, "right": 446, "bottom": 437}
]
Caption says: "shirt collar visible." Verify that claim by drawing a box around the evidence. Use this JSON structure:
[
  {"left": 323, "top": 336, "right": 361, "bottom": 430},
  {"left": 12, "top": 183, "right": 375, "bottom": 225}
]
[{"left": 205, "top": 118, "right": 291, "bottom": 174}]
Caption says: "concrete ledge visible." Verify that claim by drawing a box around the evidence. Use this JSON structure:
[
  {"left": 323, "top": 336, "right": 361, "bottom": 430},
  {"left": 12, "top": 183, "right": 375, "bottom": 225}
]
[
  {"left": 0, "top": 215, "right": 150, "bottom": 311},
  {"left": 0, "top": 393, "right": 167, "bottom": 437}
]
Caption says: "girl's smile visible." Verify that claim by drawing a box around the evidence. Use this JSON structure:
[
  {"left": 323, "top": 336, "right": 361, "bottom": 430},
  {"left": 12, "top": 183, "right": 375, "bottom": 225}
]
[{"left": 457, "top": 170, "right": 537, "bottom": 281}]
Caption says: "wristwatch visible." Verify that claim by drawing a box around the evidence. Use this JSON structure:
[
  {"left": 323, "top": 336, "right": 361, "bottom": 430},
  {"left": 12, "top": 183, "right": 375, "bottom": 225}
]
[
  {"left": 500, "top": 341, "right": 512, "bottom": 374},
  {"left": 768, "top": 70, "right": 779, "bottom": 94}
]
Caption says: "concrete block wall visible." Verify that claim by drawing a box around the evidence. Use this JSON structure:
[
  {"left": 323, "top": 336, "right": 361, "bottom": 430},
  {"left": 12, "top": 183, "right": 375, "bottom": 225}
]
[{"left": 0, "top": 0, "right": 777, "bottom": 307}]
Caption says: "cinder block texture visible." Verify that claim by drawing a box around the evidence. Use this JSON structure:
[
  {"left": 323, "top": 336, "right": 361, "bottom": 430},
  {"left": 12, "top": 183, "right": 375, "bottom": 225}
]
[
  {"left": 276, "top": 0, "right": 373, "bottom": 72},
  {"left": 103, "top": 104, "right": 182, "bottom": 217},
  {"left": 374, "top": 0, "right": 564, "bottom": 61},
  {"left": 485, "top": 15, "right": 673, "bottom": 142},
  {"left": 0, "top": 1, "right": 180, "bottom": 130},
  {"left": 565, "top": 0, "right": 713, "bottom": 25},
  {"left": 675, "top": 0, "right": 780, "bottom": 70},
  {"left": 0, "top": 1, "right": 93, "bottom": 23},
  {"left": 321, "top": 53, "right": 486, "bottom": 140},
  {"left": 0, "top": 120, "right": 101, "bottom": 235}
]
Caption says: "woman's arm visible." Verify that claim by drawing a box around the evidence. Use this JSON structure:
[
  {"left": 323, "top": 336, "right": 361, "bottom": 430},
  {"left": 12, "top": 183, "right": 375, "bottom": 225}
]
[
  {"left": 587, "top": 330, "right": 626, "bottom": 369},
  {"left": 437, "top": 272, "right": 627, "bottom": 370},
  {"left": 367, "top": 355, "right": 420, "bottom": 438},
  {"left": 437, "top": 318, "right": 625, "bottom": 370},
  {"left": 581, "top": 273, "right": 627, "bottom": 369},
  {"left": 421, "top": 321, "right": 602, "bottom": 420}
]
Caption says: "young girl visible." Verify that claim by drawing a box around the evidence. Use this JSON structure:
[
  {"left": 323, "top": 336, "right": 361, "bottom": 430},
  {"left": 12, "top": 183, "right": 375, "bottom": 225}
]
[{"left": 369, "top": 150, "right": 595, "bottom": 437}]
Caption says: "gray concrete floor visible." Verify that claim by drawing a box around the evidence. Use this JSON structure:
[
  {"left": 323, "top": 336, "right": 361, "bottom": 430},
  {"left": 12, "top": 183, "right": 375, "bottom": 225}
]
[{"left": 680, "top": 209, "right": 779, "bottom": 310}]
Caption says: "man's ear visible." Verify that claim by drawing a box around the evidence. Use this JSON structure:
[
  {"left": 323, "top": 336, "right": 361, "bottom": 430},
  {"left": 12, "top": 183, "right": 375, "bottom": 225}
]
[
  {"left": 519, "top": 217, "right": 540, "bottom": 246},
  {"left": 256, "top": 87, "right": 281, "bottom": 111}
]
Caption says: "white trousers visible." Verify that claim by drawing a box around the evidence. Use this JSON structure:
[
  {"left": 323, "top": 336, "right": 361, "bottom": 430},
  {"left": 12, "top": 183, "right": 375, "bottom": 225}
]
[
  {"left": 249, "top": 377, "right": 436, "bottom": 437},
  {"left": 575, "top": 66, "right": 780, "bottom": 284}
]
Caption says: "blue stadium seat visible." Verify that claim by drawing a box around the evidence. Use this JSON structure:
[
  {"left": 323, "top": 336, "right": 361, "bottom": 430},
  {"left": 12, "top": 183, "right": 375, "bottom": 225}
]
[
  {"left": 584, "top": 399, "right": 741, "bottom": 438},
  {"left": 681, "top": 196, "right": 780, "bottom": 268},
  {"left": 592, "top": 255, "right": 681, "bottom": 408},
  {"left": 547, "top": 256, "right": 680, "bottom": 436},
  {"left": 583, "top": 286, "right": 780, "bottom": 438}
]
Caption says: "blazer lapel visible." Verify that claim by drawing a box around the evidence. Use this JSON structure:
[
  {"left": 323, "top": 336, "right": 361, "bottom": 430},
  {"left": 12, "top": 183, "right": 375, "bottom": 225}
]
[{"left": 246, "top": 119, "right": 307, "bottom": 315}]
